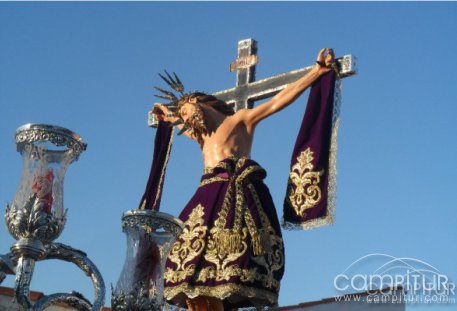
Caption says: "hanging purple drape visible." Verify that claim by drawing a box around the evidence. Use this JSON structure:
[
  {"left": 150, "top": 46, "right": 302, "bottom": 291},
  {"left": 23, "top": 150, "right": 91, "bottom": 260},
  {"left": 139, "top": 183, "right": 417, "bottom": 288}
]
[
  {"left": 283, "top": 70, "right": 340, "bottom": 230},
  {"left": 138, "top": 121, "right": 174, "bottom": 211}
]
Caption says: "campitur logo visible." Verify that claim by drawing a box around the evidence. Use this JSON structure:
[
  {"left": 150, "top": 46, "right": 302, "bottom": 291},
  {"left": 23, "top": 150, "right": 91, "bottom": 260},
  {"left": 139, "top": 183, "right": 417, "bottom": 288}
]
[{"left": 333, "top": 253, "right": 455, "bottom": 305}]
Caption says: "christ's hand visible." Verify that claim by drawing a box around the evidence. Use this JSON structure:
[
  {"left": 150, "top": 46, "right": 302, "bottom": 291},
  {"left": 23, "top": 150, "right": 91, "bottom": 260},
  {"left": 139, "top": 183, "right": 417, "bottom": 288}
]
[
  {"left": 152, "top": 103, "right": 179, "bottom": 123},
  {"left": 240, "top": 47, "right": 336, "bottom": 126},
  {"left": 152, "top": 103, "right": 196, "bottom": 140},
  {"left": 316, "top": 48, "right": 335, "bottom": 75}
]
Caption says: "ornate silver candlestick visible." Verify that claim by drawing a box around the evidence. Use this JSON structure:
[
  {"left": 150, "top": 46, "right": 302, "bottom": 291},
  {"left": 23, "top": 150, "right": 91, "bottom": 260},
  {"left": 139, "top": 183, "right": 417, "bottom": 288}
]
[
  {"left": 112, "top": 209, "right": 183, "bottom": 311},
  {"left": 0, "top": 124, "right": 105, "bottom": 311}
]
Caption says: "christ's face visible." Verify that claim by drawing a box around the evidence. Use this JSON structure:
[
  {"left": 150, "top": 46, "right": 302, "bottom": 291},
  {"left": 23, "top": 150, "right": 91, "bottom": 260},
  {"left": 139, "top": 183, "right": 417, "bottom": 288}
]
[{"left": 179, "top": 102, "right": 197, "bottom": 122}]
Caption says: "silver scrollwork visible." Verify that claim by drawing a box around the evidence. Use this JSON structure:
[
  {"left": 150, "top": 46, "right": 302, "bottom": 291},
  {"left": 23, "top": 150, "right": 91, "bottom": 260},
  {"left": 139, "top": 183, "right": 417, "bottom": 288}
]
[
  {"left": 122, "top": 209, "right": 183, "bottom": 238},
  {"left": 39, "top": 243, "right": 106, "bottom": 311},
  {"left": 1, "top": 243, "right": 106, "bottom": 311},
  {"left": 6, "top": 195, "right": 67, "bottom": 245},
  {"left": 1, "top": 123, "right": 104, "bottom": 310},
  {"left": 32, "top": 292, "right": 92, "bottom": 311},
  {"left": 112, "top": 282, "right": 162, "bottom": 311},
  {"left": 14, "top": 257, "right": 36, "bottom": 310},
  {"left": 15, "top": 124, "right": 87, "bottom": 161},
  {"left": 112, "top": 209, "right": 183, "bottom": 311}
]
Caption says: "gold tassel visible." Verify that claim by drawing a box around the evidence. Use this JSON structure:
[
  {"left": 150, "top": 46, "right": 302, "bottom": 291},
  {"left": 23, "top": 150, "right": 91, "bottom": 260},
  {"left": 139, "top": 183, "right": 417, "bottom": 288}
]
[
  {"left": 251, "top": 232, "right": 263, "bottom": 256},
  {"left": 250, "top": 230, "right": 274, "bottom": 256}
]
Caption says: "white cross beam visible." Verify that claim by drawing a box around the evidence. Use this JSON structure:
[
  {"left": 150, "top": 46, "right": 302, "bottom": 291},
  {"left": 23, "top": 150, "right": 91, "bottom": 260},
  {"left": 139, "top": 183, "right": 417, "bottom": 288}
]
[
  {"left": 148, "top": 38, "right": 357, "bottom": 127},
  {"left": 213, "top": 38, "right": 357, "bottom": 111}
]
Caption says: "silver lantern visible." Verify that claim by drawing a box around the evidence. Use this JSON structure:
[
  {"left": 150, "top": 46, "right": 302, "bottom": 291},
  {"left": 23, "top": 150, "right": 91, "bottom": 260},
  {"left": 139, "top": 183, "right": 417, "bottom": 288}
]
[
  {"left": 112, "top": 209, "right": 183, "bottom": 311},
  {"left": 7, "top": 124, "right": 86, "bottom": 258},
  {"left": 1, "top": 124, "right": 105, "bottom": 311}
]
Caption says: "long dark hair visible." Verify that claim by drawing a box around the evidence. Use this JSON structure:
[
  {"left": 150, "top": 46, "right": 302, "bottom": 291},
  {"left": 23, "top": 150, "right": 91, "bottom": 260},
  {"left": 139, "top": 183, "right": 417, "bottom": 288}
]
[{"left": 188, "top": 92, "right": 234, "bottom": 116}]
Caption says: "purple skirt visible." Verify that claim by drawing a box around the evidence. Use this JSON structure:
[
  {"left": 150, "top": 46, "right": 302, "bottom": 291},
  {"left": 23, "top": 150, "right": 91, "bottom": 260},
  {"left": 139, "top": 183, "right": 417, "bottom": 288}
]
[{"left": 164, "top": 157, "right": 285, "bottom": 308}]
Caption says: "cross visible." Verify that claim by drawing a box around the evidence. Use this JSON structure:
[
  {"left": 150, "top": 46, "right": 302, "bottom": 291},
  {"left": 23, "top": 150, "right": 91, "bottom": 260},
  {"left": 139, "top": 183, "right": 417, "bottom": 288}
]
[
  {"left": 213, "top": 38, "right": 357, "bottom": 111},
  {"left": 148, "top": 38, "right": 356, "bottom": 127}
]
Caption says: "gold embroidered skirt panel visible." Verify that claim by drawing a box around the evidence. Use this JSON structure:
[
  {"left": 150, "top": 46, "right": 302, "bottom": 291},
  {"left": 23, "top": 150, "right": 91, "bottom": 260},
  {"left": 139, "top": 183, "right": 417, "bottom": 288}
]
[{"left": 164, "top": 157, "right": 285, "bottom": 308}]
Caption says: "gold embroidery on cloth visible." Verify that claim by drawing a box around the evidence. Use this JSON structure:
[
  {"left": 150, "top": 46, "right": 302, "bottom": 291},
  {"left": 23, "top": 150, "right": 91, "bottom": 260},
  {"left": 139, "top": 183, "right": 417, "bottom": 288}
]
[
  {"left": 165, "top": 157, "right": 284, "bottom": 300},
  {"left": 203, "top": 158, "right": 249, "bottom": 280},
  {"left": 203, "top": 155, "right": 238, "bottom": 175},
  {"left": 246, "top": 184, "right": 283, "bottom": 290},
  {"left": 164, "top": 283, "right": 278, "bottom": 306},
  {"left": 288, "top": 147, "right": 324, "bottom": 217},
  {"left": 199, "top": 176, "right": 228, "bottom": 188},
  {"left": 282, "top": 78, "right": 342, "bottom": 230},
  {"left": 164, "top": 204, "right": 207, "bottom": 283},
  {"left": 199, "top": 161, "right": 283, "bottom": 291}
]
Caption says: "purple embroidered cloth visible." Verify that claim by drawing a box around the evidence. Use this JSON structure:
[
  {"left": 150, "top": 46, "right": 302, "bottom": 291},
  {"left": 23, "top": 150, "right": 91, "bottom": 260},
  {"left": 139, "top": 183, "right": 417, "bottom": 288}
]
[
  {"left": 283, "top": 70, "right": 339, "bottom": 230},
  {"left": 164, "top": 157, "right": 284, "bottom": 308},
  {"left": 138, "top": 120, "right": 174, "bottom": 211}
]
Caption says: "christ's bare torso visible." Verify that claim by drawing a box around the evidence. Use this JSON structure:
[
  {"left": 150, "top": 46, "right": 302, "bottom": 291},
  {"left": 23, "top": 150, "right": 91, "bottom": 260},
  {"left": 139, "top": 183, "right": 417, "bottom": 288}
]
[{"left": 200, "top": 111, "right": 254, "bottom": 168}]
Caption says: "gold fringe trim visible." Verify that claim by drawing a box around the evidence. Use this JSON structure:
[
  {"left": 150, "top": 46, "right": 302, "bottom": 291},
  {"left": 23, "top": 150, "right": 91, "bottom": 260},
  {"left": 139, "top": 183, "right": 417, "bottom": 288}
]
[{"left": 164, "top": 283, "right": 278, "bottom": 307}]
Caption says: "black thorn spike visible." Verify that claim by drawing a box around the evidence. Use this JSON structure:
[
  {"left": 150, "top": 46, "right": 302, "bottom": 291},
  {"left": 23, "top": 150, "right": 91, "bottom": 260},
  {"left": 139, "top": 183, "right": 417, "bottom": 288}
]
[
  {"left": 164, "top": 70, "right": 176, "bottom": 84},
  {"left": 173, "top": 72, "right": 185, "bottom": 93},
  {"left": 173, "top": 72, "right": 182, "bottom": 85},
  {"left": 154, "top": 94, "right": 175, "bottom": 101},
  {"left": 153, "top": 86, "right": 178, "bottom": 100},
  {"left": 158, "top": 73, "right": 173, "bottom": 87}
]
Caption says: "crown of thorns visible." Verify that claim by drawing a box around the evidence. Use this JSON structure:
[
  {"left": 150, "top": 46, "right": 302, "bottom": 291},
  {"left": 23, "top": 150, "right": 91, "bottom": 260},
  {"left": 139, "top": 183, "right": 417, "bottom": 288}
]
[
  {"left": 154, "top": 71, "right": 199, "bottom": 135},
  {"left": 154, "top": 70, "right": 186, "bottom": 105}
]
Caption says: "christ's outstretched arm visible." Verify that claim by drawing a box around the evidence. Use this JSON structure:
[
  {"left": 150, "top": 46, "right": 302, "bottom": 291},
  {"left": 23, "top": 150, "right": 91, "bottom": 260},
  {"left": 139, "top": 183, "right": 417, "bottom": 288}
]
[{"left": 241, "top": 48, "right": 335, "bottom": 127}]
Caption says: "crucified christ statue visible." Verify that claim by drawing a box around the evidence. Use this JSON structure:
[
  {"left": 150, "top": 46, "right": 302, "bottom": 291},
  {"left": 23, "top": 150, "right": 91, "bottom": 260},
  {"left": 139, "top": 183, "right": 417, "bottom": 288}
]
[{"left": 152, "top": 48, "right": 335, "bottom": 311}]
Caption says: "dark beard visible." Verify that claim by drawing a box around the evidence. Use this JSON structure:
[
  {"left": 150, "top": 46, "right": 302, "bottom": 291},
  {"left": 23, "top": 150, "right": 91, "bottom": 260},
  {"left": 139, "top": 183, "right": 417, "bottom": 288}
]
[{"left": 186, "top": 104, "right": 208, "bottom": 139}]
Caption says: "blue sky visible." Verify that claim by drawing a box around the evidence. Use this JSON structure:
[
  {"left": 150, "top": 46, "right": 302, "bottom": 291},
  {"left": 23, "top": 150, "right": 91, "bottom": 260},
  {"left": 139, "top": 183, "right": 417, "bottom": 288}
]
[{"left": 0, "top": 2, "right": 456, "bottom": 310}]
